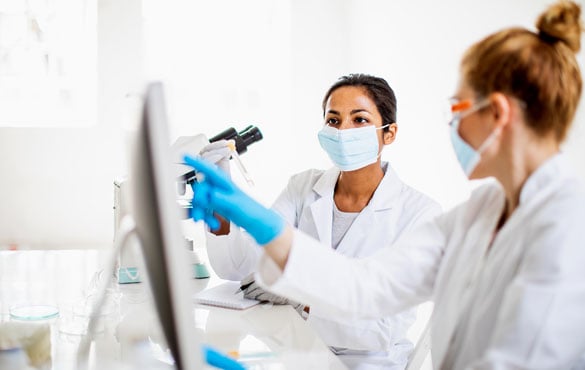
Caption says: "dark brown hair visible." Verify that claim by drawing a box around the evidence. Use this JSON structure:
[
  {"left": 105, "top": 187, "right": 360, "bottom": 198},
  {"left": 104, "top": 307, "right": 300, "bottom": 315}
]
[{"left": 322, "top": 74, "right": 397, "bottom": 131}]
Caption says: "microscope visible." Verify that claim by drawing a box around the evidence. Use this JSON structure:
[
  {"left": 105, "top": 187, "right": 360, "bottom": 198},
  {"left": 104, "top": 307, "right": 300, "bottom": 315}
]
[{"left": 113, "top": 125, "right": 263, "bottom": 283}]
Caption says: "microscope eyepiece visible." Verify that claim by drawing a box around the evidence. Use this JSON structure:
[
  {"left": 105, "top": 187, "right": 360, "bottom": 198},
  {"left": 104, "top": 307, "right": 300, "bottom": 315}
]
[
  {"left": 209, "top": 125, "right": 263, "bottom": 154},
  {"left": 239, "top": 126, "right": 263, "bottom": 150}
]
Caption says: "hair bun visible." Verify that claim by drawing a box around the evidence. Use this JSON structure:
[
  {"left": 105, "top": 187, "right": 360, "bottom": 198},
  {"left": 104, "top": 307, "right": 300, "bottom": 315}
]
[{"left": 536, "top": 0, "right": 583, "bottom": 52}]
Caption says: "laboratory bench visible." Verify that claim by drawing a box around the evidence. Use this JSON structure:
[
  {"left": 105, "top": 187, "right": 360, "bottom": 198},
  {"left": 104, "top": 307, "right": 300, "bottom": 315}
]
[{"left": 0, "top": 249, "right": 347, "bottom": 369}]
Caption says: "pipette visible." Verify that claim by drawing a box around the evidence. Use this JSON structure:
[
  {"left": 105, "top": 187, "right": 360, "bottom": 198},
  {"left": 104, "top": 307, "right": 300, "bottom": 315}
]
[{"left": 226, "top": 141, "right": 255, "bottom": 186}]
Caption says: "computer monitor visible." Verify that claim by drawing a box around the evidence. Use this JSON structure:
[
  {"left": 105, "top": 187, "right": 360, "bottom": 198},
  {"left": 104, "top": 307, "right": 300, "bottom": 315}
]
[{"left": 128, "top": 81, "right": 202, "bottom": 369}]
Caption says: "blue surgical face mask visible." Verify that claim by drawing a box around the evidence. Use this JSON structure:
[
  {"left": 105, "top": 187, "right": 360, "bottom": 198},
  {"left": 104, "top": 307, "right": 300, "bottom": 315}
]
[
  {"left": 449, "top": 114, "right": 500, "bottom": 177},
  {"left": 318, "top": 124, "right": 388, "bottom": 171}
]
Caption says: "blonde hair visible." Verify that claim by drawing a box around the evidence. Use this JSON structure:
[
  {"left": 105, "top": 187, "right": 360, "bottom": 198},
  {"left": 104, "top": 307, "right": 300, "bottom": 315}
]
[{"left": 461, "top": 0, "right": 583, "bottom": 142}]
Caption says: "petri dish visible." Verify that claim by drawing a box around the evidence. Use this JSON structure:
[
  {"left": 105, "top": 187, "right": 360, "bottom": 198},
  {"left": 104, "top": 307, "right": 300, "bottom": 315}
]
[{"left": 9, "top": 304, "right": 59, "bottom": 321}]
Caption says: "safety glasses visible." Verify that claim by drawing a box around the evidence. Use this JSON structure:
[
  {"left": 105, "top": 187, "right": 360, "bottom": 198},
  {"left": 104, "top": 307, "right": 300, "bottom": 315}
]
[{"left": 445, "top": 98, "right": 490, "bottom": 125}]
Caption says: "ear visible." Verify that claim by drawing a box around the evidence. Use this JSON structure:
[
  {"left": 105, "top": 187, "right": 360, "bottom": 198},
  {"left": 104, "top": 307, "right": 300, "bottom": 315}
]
[
  {"left": 489, "top": 93, "right": 511, "bottom": 130},
  {"left": 382, "top": 123, "right": 398, "bottom": 145}
]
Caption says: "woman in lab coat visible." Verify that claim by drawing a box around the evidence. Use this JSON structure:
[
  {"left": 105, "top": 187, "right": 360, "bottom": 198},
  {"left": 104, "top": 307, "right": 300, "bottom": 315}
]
[
  {"left": 200, "top": 74, "right": 441, "bottom": 369},
  {"left": 186, "top": 1, "right": 585, "bottom": 368}
]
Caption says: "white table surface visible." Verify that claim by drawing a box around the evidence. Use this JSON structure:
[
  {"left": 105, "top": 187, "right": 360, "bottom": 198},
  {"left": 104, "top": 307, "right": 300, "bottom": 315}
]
[{"left": 0, "top": 249, "right": 347, "bottom": 370}]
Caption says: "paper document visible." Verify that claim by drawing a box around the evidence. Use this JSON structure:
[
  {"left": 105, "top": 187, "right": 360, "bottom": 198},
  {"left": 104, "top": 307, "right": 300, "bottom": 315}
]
[{"left": 194, "top": 281, "right": 260, "bottom": 310}]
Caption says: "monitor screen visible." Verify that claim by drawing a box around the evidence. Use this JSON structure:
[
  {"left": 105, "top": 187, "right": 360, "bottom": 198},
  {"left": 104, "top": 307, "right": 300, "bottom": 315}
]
[{"left": 129, "top": 81, "right": 202, "bottom": 369}]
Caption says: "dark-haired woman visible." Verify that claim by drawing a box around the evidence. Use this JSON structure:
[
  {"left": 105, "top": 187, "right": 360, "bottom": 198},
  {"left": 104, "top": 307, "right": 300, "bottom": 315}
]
[{"left": 201, "top": 74, "right": 440, "bottom": 369}]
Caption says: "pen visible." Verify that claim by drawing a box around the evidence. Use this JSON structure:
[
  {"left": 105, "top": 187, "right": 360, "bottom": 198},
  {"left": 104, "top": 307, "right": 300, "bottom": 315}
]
[{"left": 234, "top": 281, "right": 254, "bottom": 295}]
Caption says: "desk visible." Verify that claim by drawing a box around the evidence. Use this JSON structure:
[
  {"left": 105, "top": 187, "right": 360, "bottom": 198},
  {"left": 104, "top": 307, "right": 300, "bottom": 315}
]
[{"left": 0, "top": 249, "right": 347, "bottom": 369}]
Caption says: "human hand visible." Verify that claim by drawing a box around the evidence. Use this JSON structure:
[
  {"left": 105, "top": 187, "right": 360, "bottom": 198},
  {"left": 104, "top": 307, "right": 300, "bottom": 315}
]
[
  {"left": 195, "top": 140, "right": 234, "bottom": 234},
  {"left": 198, "top": 139, "right": 233, "bottom": 176},
  {"left": 240, "top": 274, "right": 305, "bottom": 315},
  {"left": 184, "top": 155, "right": 285, "bottom": 245}
]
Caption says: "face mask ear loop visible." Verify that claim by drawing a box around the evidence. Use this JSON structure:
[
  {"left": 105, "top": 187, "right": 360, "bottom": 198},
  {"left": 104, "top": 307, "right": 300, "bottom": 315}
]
[
  {"left": 376, "top": 123, "right": 392, "bottom": 159},
  {"left": 477, "top": 125, "right": 502, "bottom": 155}
]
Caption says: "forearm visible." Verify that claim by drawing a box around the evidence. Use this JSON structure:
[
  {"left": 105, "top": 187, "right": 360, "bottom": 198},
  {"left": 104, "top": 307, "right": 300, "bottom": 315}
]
[{"left": 257, "top": 221, "right": 443, "bottom": 319}]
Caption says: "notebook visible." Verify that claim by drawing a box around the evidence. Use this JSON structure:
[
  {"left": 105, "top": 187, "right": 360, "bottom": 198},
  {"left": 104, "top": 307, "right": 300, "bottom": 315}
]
[{"left": 194, "top": 281, "right": 260, "bottom": 310}]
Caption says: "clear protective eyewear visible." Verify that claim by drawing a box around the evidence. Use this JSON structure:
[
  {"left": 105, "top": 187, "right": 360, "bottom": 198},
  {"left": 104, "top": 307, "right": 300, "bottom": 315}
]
[{"left": 445, "top": 98, "right": 490, "bottom": 126}]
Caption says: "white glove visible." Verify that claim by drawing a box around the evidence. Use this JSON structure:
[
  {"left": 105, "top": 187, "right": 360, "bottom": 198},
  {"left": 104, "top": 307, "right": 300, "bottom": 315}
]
[
  {"left": 240, "top": 273, "right": 306, "bottom": 316},
  {"left": 198, "top": 139, "right": 233, "bottom": 176}
]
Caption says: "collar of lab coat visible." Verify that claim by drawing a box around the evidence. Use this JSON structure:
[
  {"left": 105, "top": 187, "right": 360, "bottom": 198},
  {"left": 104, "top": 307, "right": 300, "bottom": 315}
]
[
  {"left": 311, "top": 161, "right": 403, "bottom": 212},
  {"left": 309, "top": 161, "right": 403, "bottom": 246},
  {"left": 518, "top": 153, "right": 573, "bottom": 206}
]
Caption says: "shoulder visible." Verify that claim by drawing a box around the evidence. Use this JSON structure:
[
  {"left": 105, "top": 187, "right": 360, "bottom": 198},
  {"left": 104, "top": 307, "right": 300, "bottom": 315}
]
[
  {"left": 519, "top": 178, "right": 585, "bottom": 278},
  {"left": 287, "top": 168, "right": 327, "bottom": 185},
  {"left": 273, "top": 168, "right": 334, "bottom": 207},
  {"left": 435, "top": 180, "right": 503, "bottom": 232},
  {"left": 543, "top": 174, "right": 585, "bottom": 210},
  {"left": 383, "top": 169, "right": 442, "bottom": 227},
  {"left": 384, "top": 164, "right": 441, "bottom": 217},
  {"left": 286, "top": 167, "right": 337, "bottom": 194},
  {"left": 528, "top": 175, "right": 585, "bottom": 233},
  {"left": 531, "top": 155, "right": 585, "bottom": 222},
  {"left": 463, "top": 180, "right": 505, "bottom": 217},
  {"left": 469, "top": 179, "right": 503, "bottom": 202},
  {"left": 398, "top": 182, "right": 441, "bottom": 214}
]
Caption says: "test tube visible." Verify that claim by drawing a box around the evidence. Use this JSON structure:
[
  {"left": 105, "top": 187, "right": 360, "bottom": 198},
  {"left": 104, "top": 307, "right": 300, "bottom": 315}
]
[{"left": 226, "top": 141, "right": 255, "bottom": 186}]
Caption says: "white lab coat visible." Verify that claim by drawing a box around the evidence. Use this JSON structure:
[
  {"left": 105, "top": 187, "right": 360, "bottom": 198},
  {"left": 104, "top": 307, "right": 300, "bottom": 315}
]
[
  {"left": 257, "top": 154, "right": 585, "bottom": 369},
  {"left": 206, "top": 162, "right": 441, "bottom": 369}
]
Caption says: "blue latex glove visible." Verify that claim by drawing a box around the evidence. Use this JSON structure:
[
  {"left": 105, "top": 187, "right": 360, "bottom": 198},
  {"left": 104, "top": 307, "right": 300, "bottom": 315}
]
[
  {"left": 184, "top": 155, "right": 285, "bottom": 245},
  {"left": 202, "top": 345, "right": 246, "bottom": 370}
]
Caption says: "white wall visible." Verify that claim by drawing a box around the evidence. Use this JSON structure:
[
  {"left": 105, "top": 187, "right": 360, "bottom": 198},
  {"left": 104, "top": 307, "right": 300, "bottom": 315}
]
[
  {"left": 0, "top": 0, "right": 584, "bottom": 249},
  {"left": 0, "top": 0, "right": 143, "bottom": 249}
]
